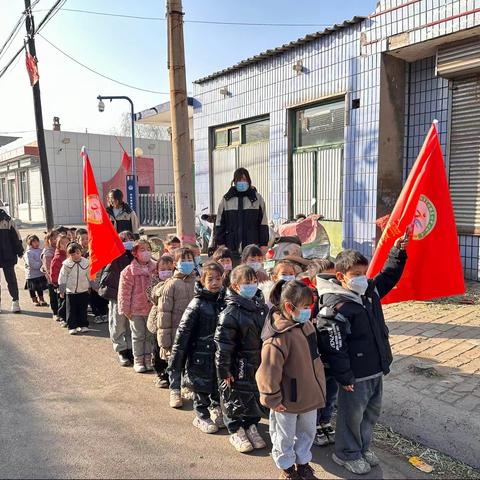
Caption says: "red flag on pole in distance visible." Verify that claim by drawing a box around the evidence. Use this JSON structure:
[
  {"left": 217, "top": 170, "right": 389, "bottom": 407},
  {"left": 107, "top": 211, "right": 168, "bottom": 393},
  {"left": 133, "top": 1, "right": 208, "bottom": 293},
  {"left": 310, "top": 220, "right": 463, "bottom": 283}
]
[
  {"left": 367, "top": 121, "right": 465, "bottom": 303},
  {"left": 25, "top": 51, "right": 39, "bottom": 86},
  {"left": 82, "top": 147, "right": 125, "bottom": 279}
]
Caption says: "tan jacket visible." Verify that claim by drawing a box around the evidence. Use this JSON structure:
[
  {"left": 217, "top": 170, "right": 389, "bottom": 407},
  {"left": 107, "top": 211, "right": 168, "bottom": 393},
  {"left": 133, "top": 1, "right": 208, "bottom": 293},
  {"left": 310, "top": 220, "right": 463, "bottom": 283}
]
[
  {"left": 256, "top": 310, "right": 326, "bottom": 414},
  {"left": 152, "top": 271, "right": 196, "bottom": 356}
]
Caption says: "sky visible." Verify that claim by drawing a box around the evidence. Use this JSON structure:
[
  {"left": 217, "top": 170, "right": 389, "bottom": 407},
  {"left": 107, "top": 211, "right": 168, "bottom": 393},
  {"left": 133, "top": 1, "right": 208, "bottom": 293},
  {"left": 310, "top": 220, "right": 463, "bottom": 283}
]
[{"left": 0, "top": 0, "right": 378, "bottom": 137}]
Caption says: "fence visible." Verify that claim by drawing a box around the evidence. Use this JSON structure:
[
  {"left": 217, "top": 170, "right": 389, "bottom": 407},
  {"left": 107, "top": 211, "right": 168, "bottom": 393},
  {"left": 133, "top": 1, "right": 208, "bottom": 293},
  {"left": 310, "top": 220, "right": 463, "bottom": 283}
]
[{"left": 138, "top": 193, "right": 176, "bottom": 226}]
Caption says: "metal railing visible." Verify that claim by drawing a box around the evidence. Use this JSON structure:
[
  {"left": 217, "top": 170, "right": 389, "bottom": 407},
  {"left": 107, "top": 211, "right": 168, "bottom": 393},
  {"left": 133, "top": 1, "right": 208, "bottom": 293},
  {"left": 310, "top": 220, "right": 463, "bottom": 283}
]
[{"left": 138, "top": 193, "right": 176, "bottom": 226}]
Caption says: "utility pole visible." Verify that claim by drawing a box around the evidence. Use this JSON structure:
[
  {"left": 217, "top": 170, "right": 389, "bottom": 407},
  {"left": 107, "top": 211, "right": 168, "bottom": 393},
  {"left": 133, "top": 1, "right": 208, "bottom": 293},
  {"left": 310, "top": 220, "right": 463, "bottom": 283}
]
[
  {"left": 166, "top": 0, "right": 195, "bottom": 244},
  {"left": 24, "top": 0, "right": 54, "bottom": 229}
]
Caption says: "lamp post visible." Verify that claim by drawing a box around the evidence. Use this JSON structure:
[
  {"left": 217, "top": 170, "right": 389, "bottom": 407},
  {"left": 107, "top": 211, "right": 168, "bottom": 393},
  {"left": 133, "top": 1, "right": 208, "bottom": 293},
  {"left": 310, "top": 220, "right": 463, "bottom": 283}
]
[{"left": 97, "top": 95, "right": 137, "bottom": 211}]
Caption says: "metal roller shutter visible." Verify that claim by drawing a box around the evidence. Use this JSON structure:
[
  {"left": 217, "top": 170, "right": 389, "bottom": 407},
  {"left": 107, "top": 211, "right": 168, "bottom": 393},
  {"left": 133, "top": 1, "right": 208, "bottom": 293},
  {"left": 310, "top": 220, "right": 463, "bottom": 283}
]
[
  {"left": 449, "top": 76, "right": 480, "bottom": 233},
  {"left": 292, "top": 151, "right": 316, "bottom": 216},
  {"left": 317, "top": 146, "right": 343, "bottom": 221},
  {"left": 436, "top": 41, "right": 480, "bottom": 79}
]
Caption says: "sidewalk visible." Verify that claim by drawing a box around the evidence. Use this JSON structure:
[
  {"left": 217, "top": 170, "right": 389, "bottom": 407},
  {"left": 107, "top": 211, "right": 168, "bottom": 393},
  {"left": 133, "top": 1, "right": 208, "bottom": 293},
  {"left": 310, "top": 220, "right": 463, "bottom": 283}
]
[{"left": 382, "top": 283, "right": 480, "bottom": 468}]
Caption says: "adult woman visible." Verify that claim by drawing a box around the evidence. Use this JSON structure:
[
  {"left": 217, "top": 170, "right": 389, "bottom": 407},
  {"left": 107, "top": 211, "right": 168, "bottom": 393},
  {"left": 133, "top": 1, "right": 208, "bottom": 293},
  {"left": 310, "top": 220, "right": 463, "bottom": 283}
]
[
  {"left": 215, "top": 168, "right": 269, "bottom": 262},
  {"left": 105, "top": 189, "right": 140, "bottom": 239}
]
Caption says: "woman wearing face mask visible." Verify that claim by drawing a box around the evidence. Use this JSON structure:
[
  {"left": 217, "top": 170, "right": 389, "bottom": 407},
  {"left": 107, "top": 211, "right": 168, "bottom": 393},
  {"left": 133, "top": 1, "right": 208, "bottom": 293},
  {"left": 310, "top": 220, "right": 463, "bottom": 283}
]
[
  {"left": 214, "top": 264, "right": 269, "bottom": 454},
  {"left": 256, "top": 280, "right": 326, "bottom": 480},
  {"left": 152, "top": 248, "right": 196, "bottom": 408},
  {"left": 118, "top": 239, "right": 157, "bottom": 373},
  {"left": 215, "top": 168, "right": 269, "bottom": 266},
  {"left": 98, "top": 231, "right": 135, "bottom": 367}
]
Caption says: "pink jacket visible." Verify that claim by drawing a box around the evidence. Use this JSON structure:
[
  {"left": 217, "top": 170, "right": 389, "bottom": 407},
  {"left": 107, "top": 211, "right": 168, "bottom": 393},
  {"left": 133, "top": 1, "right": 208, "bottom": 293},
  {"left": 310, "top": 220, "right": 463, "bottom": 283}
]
[{"left": 118, "top": 259, "right": 157, "bottom": 317}]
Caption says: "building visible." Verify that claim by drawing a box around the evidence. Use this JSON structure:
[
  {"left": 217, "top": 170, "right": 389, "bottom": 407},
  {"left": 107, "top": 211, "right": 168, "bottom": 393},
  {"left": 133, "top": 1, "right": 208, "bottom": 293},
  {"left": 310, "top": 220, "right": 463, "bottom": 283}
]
[
  {"left": 192, "top": 0, "right": 480, "bottom": 280},
  {"left": 0, "top": 130, "right": 174, "bottom": 225}
]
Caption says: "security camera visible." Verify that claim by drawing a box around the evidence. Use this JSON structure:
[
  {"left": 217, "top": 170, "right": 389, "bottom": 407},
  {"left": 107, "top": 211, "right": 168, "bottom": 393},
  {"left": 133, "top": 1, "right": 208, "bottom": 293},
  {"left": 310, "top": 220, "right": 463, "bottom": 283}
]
[{"left": 98, "top": 99, "right": 105, "bottom": 113}]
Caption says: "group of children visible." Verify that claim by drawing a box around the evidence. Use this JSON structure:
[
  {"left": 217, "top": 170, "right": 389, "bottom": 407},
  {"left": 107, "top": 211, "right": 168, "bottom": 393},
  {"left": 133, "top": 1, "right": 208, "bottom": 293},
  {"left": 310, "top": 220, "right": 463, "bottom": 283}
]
[{"left": 26, "top": 227, "right": 408, "bottom": 479}]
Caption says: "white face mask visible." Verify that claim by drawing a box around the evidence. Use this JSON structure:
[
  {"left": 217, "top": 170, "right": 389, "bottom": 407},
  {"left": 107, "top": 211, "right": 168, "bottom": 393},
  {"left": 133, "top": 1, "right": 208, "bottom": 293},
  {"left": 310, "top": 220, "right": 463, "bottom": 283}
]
[
  {"left": 347, "top": 275, "right": 369, "bottom": 296},
  {"left": 247, "top": 261, "right": 262, "bottom": 272}
]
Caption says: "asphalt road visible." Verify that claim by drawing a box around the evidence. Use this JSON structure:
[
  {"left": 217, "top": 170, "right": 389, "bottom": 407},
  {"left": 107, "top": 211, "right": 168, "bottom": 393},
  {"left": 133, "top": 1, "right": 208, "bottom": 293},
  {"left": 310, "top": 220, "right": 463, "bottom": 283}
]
[{"left": 0, "top": 282, "right": 430, "bottom": 479}]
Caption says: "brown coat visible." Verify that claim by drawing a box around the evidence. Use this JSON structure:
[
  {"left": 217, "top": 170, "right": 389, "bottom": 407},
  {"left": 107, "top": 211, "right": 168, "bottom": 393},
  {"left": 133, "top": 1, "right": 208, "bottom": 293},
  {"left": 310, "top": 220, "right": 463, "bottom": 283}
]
[
  {"left": 256, "top": 310, "right": 326, "bottom": 414},
  {"left": 152, "top": 271, "right": 196, "bottom": 358}
]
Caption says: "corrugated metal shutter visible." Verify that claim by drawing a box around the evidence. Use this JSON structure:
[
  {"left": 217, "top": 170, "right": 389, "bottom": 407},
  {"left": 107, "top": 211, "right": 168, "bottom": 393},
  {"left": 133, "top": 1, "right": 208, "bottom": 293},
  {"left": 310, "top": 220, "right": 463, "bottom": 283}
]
[
  {"left": 317, "top": 147, "right": 343, "bottom": 221},
  {"left": 238, "top": 142, "right": 270, "bottom": 209},
  {"left": 212, "top": 148, "right": 237, "bottom": 212},
  {"left": 437, "top": 41, "right": 480, "bottom": 79},
  {"left": 292, "top": 151, "right": 316, "bottom": 216},
  {"left": 449, "top": 76, "right": 480, "bottom": 232},
  {"left": 29, "top": 168, "right": 42, "bottom": 206}
]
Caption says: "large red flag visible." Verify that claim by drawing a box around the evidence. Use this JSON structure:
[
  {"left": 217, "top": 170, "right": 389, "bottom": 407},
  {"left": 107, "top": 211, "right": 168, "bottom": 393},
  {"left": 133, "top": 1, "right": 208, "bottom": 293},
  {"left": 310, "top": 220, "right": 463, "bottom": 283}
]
[
  {"left": 367, "top": 121, "right": 464, "bottom": 303},
  {"left": 82, "top": 147, "right": 125, "bottom": 279}
]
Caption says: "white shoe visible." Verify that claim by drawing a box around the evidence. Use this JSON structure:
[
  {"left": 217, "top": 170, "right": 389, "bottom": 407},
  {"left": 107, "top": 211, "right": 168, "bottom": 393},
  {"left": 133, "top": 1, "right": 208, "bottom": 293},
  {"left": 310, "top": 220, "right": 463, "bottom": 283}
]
[
  {"left": 169, "top": 390, "right": 183, "bottom": 408},
  {"left": 144, "top": 354, "right": 154, "bottom": 372},
  {"left": 11, "top": 300, "right": 20, "bottom": 313},
  {"left": 332, "top": 453, "right": 371, "bottom": 475},
  {"left": 245, "top": 424, "right": 266, "bottom": 449},
  {"left": 68, "top": 329, "right": 78, "bottom": 335},
  {"left": 133, "top": 362, "right": 147, "bottom": 373},
  {"left": 363, "top": 450, "right": 380, "bottom": 467},
  {"left": 78, "top": 327, "right": 90, "bottom": 333},
  {"left": 229, "top": 427, "right": 254, "bottom": 453},
  {"left": 59, "top": 320, "right": 67, "bottom": 327},
  {"left": 210, "top": 406, "right": 226, "bottom": 429},
  {"left": 192, "top": 416, "right": 219, "bottom": 434}
]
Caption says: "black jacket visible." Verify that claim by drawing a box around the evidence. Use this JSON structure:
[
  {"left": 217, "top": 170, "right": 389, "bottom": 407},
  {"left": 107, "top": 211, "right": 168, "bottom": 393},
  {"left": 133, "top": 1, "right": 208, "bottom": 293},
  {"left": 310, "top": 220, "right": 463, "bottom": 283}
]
[
  {"left": 215, "top": 186, "right": 269, "bottom": 254},
  {"left": 316, "top": 247, "right": 407, "bottom": 386},
  {"left": 106, "top": 203, "right": 140, "bottom": 239},
  {"left": 0, "top": 209, "right": 24, "bottom": 267},
  {"left": 214, "top": 289, "right": 269, "bottom": 418},
  {"left": 169, "top": 282, "right": 225, "bottom": 394},
  {"left": 98, "top": 251, "right": 133, "bottom": 301}
]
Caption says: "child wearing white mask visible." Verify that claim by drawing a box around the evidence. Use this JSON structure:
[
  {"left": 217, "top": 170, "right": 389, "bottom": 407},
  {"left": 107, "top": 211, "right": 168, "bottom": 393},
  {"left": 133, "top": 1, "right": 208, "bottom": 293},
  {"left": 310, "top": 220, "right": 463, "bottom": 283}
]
[
  {"left": 241, "top": 244, "right": 268, "bottom": 282},
  {"left": 258, "top": 259, "right": 297, "bottom": 310},
  {"left": 118, "top": 240, "right": 157, "bottom": 373},
  {"left": 315, "top": 238, "right": 408, "bottom": 476}
]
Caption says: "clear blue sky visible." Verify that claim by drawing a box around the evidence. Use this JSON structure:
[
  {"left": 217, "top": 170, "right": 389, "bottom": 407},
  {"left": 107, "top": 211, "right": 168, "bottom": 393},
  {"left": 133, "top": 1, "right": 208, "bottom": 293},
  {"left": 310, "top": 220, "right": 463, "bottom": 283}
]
[{"left": 0, "top": 0, "right": 378, "bottom": 135}]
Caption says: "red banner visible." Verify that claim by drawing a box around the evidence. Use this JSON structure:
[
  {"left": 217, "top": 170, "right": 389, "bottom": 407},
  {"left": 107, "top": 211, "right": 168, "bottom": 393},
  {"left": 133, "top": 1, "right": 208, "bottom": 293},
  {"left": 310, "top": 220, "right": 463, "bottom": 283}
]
[
  {"left": 25, "top": 51, "right": 39, "bottom": 86},
  {"left": 82, "top": 147, "right": 125, "bottom": 279},
  {"left": 367, "top": 122, "right": 464, "bottom": 303}
]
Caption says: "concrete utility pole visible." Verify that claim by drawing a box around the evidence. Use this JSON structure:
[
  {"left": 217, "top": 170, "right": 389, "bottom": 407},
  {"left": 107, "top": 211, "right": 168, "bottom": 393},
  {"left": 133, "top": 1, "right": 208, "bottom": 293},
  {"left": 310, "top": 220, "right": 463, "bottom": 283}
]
[
  {"left": 24, "top": 0, "right": 54, "bottom": 230},
  {"left": 166, "top": 0, "right": 195, "bottom": 243}
]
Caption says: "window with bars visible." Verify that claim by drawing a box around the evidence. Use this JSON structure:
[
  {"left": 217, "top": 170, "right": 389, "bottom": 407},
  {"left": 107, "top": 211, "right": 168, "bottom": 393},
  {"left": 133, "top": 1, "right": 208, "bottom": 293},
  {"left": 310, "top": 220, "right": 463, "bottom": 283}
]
[{"left": 19, "top": 171, "right": 28, "bottom": 204}]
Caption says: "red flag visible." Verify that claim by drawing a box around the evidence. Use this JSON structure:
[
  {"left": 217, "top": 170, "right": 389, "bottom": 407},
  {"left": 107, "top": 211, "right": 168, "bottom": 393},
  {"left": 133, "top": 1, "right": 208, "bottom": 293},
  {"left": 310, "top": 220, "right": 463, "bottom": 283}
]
[
  {"left": 367, "top": 121, "right": 464, "bottom": 303},
  {"left": 25, "top": 51, "right": 39, "bottom": 86},
  {"left": 82, "top": 147, "right": 125, "bottom": 279}
]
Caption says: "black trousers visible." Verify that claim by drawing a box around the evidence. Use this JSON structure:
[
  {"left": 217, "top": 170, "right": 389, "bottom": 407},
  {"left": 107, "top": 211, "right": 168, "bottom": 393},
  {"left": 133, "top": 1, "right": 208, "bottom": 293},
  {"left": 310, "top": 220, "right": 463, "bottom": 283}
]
[
  {"left": 66, "top": 292, "right": 89, "bottom": 330},
  {"left": 57, "top": 292, "right": 66, "bottom": 320},
  {"left": 152, "top": 338, "right": 168, "bottom": 380},
  {"left": 2, "top": 265, "right": 19, "bottom": 301},
  {"left": 48, "top": 284, "right": 58, "bottom": 315},
  {"left": 193, "top": 391, "right": 220, "bottom": 420},
  {"left": 90, "top": 290, "right": 108, "bottom": 316}
]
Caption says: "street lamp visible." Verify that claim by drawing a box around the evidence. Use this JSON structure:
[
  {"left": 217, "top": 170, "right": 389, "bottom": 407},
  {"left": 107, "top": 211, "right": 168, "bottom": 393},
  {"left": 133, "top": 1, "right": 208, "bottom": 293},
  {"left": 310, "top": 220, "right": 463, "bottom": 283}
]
[{"left": 97, "top": 94, "right": 137, "bottom": 211}]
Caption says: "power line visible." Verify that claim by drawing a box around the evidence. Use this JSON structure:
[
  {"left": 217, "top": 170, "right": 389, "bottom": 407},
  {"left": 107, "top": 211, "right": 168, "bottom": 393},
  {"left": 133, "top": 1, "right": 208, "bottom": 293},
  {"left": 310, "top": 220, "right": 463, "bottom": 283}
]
[
  {"left": 0, "top": 15, "right": 25, "bottom": 61},
  {"left": 38, "top": 33, "right": 169, "bottom": 94},
  {"left": 35, "top": 7, "right": 332, "bottom": 27}
]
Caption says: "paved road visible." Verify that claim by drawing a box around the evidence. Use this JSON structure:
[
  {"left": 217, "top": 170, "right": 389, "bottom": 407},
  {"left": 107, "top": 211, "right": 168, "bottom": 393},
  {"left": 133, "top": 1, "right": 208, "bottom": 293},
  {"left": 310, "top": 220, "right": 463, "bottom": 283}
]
[{"left": 0, "top": 284, "right": 430, "bottom": 479}]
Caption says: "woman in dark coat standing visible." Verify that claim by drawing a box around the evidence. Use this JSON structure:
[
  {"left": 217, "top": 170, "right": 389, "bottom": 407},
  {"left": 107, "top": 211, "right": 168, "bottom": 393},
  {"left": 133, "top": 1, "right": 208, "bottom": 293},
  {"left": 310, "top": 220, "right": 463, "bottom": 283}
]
[
  {"left": 0, "top": 208, "right": 24, "bottom": 313},
  {"left": 215, "top": 168, "right": 269, "bottom": 263}
]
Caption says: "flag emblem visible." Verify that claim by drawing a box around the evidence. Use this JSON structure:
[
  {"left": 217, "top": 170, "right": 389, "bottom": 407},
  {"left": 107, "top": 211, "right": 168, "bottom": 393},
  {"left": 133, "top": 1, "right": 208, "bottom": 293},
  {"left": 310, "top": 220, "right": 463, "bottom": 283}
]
[
  {"left": 413, "top": 195, "right": 437, "bottom": 240},
  {"left": 86, "top": 194, "right": 103, "bottom": 225}
]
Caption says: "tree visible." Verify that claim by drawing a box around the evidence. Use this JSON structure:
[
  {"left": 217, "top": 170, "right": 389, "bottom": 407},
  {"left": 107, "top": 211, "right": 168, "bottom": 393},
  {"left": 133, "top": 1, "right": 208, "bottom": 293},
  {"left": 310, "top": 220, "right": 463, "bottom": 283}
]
[{"left": 112, "top": 112, "right": 171, "bottom": 140}]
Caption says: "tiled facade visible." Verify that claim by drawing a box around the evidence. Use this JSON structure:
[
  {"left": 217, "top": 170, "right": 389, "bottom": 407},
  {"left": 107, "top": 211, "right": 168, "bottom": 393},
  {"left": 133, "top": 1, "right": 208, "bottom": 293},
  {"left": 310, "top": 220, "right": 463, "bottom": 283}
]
[{"left": 193, "top": 0, "right": 480, "bottom": 277}]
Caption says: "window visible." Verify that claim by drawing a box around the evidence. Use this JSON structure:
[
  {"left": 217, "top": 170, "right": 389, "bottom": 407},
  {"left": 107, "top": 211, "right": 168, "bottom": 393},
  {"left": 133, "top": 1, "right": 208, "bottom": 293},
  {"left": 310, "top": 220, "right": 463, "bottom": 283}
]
[
  {"left": 214, "top": 129, "right": 228, "bottom": 148},
  {"left": 243, "top": 119, "right": 269, "bottom": 144},
  {"left": 228, "top": 127, "right": 240, "bottom": 145},
  {"left": 19, "top": 171, "right": 28, "bottom": 204},
  {"left": 0, "top": 177, "right": 5, "bottom": 202},
  {"left": 295, "top": 99, "right": 345, "bottom": 148}
]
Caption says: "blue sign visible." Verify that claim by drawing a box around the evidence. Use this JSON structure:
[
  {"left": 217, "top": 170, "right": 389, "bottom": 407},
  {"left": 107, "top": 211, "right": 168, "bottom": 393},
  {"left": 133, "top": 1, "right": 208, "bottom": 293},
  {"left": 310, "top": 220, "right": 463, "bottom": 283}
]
[{"left": 126, "top": 175, "right": 136, "bottom": 212}]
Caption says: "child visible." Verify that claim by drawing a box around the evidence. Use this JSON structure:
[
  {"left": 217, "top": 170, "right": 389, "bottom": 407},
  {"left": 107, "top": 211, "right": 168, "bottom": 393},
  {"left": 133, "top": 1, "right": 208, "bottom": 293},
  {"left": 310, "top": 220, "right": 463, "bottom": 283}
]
[
  {"left": 153, "top": 247, "right": 196, "bottom": 406},
  {"left": 212, "top": 246, "right": 233, "bottom": 288},
  {"left": 165, "top": 236, "right": 181, "bottom": 255},
  {"left": 24, "top": 235, "right": 48, "bottom": 306},
  {"left": 58, "top": 242, "right": 91, "bottom": 335},
  {"left": 147, "top": 255, "right": 175, "bottom": 387},
  {"left": 169, "top": 262, "right": 226, "bottom": 433},
  {"left": 41, "top": 230, "right": 59, "bottom": 317},
  {"left": 316, "top": 238, "right": 408, "bottom": 475},
  {"left": 256, "top": 280, "right": 326, "bottom": 480},
  {"left": 308, "top": 258, "right": 338, "bottom": 448},
  {"left": 99, "top": 231, "right": 135, "bottom": 367},
  {"left": 214, "top": 264, "right": 269, "bottom": 453},
  {"left": 76, "top": 228, "right": 89, "bottom": 255},
  {"left": 67, "top": 227, "right": 77, "bottom": 241},
  {"left": 241, "top": 244, "right": 268, "bottom": 282},
  {"left": 259, "top": 259, "right": 297, "bottom": 309},
  {"left": 118, "top": 239, "right": 157, "bottom": 373},
  {"left": 50, "top": 234, "right": 69, "bottom": 326}
]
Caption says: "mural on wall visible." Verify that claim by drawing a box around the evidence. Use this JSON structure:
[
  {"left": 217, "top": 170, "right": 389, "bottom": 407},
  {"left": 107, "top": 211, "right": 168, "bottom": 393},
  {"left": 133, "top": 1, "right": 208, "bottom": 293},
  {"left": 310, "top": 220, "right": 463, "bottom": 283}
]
[{"left": 101, "top": 151, "right": 154, "bottom": 205}]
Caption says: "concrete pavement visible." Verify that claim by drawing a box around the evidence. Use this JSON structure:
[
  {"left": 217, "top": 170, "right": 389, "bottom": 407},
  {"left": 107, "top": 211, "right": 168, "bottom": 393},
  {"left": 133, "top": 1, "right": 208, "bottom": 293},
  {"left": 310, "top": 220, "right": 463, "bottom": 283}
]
[{"left": 0, "top": 277, "right": 429, "bottom": 479}]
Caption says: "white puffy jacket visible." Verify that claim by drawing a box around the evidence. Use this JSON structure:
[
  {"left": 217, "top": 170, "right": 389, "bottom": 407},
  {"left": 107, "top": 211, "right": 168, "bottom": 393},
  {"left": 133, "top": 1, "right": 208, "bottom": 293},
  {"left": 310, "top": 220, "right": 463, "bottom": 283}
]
[{"left": 58, "top": 257, "right": 91, "bottom": 294}]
